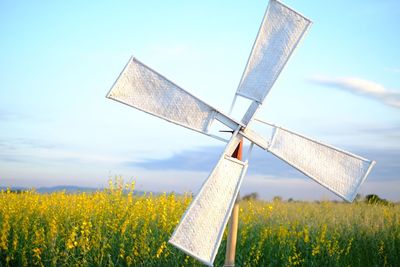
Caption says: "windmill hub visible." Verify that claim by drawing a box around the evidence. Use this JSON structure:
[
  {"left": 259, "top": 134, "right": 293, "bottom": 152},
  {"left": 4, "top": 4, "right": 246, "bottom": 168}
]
[{"left": 107, "top": 0, "right": 375, "bottom": 266}]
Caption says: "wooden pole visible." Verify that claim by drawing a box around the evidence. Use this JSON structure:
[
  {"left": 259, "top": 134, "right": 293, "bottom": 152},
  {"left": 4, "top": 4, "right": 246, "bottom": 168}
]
[{"left": 224, "top": 139, "right": 243, "bottom": 267}]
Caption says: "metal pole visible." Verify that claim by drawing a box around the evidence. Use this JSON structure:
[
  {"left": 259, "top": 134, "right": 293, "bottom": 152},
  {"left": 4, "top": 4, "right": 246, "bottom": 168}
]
[{"left": 224, "top": 139, "right": 243, "bottom": 267}]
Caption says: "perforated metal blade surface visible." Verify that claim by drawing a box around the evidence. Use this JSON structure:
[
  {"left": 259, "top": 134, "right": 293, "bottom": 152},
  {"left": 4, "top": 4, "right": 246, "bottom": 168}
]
[
  {"left": 108, "top": 57, "right": 218, "bottom": 134},
  {"left": 169, "top": 133, "right": 247, "bottom": 266},
  {"left": 235, "top": 0, "right": 311, "bottom": 108},
  {"left": 268, "top": 127, "right": 375, "bottom": 202}
]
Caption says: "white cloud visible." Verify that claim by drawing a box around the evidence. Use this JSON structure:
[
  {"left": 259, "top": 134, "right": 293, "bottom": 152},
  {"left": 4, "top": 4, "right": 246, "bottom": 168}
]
[{"left": 310, "top": 76, "right": 400, "bottom": 109}]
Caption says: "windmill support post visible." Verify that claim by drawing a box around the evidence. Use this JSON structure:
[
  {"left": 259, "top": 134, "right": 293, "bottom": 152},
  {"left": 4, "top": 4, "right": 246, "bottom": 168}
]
[{"left": 224, "top": 139, "right": 243, "bottom": 267}]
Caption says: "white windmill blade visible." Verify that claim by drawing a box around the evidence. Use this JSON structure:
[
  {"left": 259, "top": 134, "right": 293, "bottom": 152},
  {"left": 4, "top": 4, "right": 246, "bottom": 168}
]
[
  {"left": 237, "top": 122, "right": 373, "bottom": 202},
  {"left": 107, "top": 56, "right": 241, "bottom": 140},
  {"left": 262, "top": 124, "right": 375, "bottom": 202},
  {"left": 169, "top": 131, "right": 247, "bottom": 266},
  {"left": 233, "top": 0, "right": 311, "bottom": 124}
]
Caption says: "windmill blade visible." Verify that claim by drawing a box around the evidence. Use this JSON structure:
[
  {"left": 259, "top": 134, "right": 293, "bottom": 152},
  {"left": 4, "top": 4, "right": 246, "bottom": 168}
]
[
  {"left": 234, "top": 0, "right": 311, "bottom": 124},
  {"left": 107, "top": 57, "right": 241, "bottom": 137},
  {"left": 169, "top": 133, "right": 247, "bottom": 266},
  {"left": 236, "top": 0, "right": 311, "bottom": 103},
  {"left": 267, "top": 126, "right": 375, "bottom": 202}
]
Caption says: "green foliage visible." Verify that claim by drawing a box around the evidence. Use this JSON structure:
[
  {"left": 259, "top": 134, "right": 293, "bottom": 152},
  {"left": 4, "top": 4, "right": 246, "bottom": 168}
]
[
  {"left": 242, "top": 192, "right": 259, "bottom": 201},
  {"left": 272, "top": 196, "right": 282, "bottom": 202},
  {"left": 365, "top": 194, "right": 391, "bottom": 206}
]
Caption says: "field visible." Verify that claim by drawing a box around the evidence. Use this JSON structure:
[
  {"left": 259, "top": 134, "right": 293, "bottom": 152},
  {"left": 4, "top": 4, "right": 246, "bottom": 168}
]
[{"left": 0, "top": 181, "right": 399, "bottom": 266}]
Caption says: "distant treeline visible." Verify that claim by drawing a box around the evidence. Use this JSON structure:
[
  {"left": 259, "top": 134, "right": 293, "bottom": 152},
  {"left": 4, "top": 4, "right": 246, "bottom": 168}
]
[{"left": 241, "top": 192, "right": 395, "bottom": 205}]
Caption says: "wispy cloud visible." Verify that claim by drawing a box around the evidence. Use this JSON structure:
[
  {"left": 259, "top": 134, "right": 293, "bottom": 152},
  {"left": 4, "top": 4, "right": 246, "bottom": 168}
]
[
  {"left": 309, "top": 76, "right": 400, "bottom": 109},
  {"left": 0, "top": 137, "right": 126, "bottom": 167},
  {"left": 0, "top": 110, "right": 27, "bottom": 121},
  {"left": 128, "top": 145, "right": 301, "bottom": 178},
  {"left": 385, "top": 67, "right": 400, "bottom": 74},
  {"left": 0, "top": 138, "right": 56, "bottom": 151},
  {"left": 128, "top": 145, "right": 400, "bottom": 182}
]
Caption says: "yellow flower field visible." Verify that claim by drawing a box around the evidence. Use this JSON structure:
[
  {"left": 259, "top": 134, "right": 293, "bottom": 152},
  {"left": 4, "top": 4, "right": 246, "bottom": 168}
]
[{"left": 0, "top": 180, "right": 399, "bottom": 266}]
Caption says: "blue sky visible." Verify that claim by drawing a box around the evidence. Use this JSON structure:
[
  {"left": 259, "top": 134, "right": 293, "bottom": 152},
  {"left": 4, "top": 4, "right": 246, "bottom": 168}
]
[{"left": 1, "top": 0, "right": 399, "bottom": 200}]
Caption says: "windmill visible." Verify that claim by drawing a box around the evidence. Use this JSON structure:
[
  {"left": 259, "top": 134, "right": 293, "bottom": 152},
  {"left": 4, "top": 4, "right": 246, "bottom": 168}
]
[{"left": 106, "top": 0, "right": 375, "bottom": 266}]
